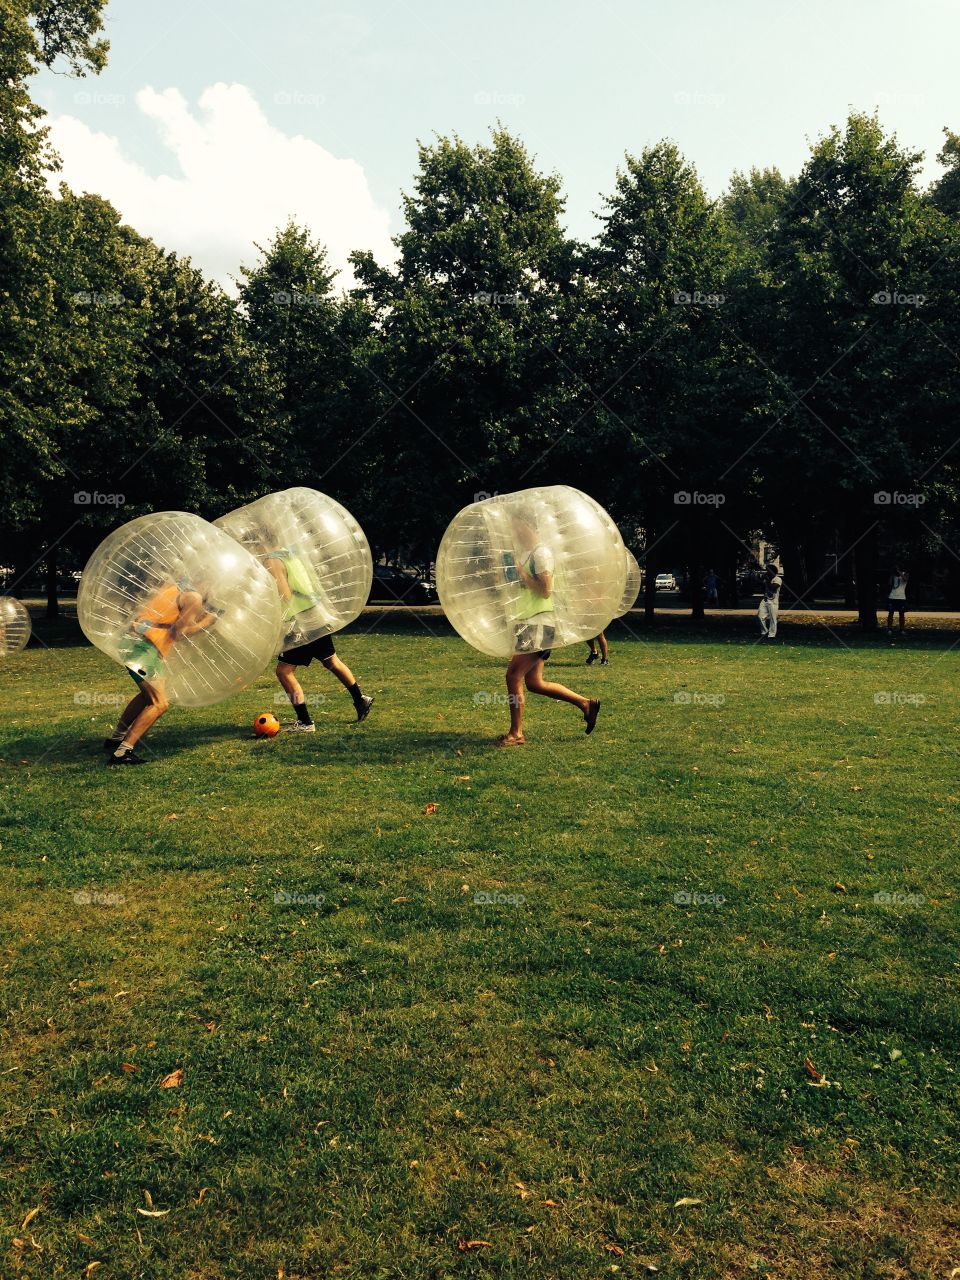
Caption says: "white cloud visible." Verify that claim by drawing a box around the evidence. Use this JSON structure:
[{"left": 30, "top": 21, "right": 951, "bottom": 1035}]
[{"left": 45, "top": 82, "right": 394, "bottom": 292}]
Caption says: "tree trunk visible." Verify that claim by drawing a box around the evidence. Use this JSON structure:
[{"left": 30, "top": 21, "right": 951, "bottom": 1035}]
[
  {"left": 854, "top": 523, "right": 878, "bottom": 629},
  {"left": 643, "top": 543, "right": 657, "bottom": 621},
  {"left": 45, "top": 536, "right": 59, "bottom": 620}
]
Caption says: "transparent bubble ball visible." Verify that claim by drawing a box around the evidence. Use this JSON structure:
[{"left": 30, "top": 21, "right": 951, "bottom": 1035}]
[
  {"left": 436, "top": 486, "right": 627, "bottom": 658},
  {"left": 215, "top": 487, "right": 373, "bottom": 648},
  {"left": 0, "top": 597, "right": 31, "bottom": 657},
  {"left": 77, "top": 512, "right": 282, "bottom": 707}
]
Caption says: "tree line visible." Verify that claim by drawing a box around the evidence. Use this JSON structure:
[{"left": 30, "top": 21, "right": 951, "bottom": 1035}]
[{"left": 3, "top": 0, "right": 960, "bottom": 627}]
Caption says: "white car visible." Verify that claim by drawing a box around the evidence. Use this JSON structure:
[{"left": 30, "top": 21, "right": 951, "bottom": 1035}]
[{"left": 655, "top": 573, "right": 677, "bottom": 591}]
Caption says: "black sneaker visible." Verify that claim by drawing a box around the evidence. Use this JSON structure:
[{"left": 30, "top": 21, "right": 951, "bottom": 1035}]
[
  {"left": 585, "top": 651, "right": 599, "bottom": 665},
  {"left": 356, "top": 695, "right": 374, "bottom": 723},
  {"left": 600, "top": 659, "right": 610, "bottom": 667},
  {"left": 106, "top": 749, "right": 145, "bottom": 766}
]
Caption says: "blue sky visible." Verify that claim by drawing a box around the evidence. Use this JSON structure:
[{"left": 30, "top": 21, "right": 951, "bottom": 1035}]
[{"left": 31, "top": 0, "right": 957, "bottom": 288}]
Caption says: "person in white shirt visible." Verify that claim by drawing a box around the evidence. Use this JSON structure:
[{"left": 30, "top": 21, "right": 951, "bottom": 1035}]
[
  {"left": 885, "top": 566, "right": 909, "bottom": 635},
  {"left": 758, "top": 562, "right": 783, "bottom": 639}
]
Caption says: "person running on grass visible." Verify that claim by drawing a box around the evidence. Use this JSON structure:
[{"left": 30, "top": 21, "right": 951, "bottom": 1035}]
[
  {"left": 263, "top": 545, "right": 373, "bottom": 731},
  {"left": 104, "top": 578, "right": 218, "bottom": 765},
  {"left": 757, "top": 561, "right": 783, "bottom": 640},
  {"left": 497, "top": 510, "right": 600, "bottom": 747},
  {"left": 885, "top": 565, "right": 909, "bottom": 636},
  {"left": 585, "top": 632, "right": 609, "bottom": 665}
]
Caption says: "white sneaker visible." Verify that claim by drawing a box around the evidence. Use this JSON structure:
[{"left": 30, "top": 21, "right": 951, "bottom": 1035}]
[{"left": 284, "top": 721, "right": 316, "bottom": 733}]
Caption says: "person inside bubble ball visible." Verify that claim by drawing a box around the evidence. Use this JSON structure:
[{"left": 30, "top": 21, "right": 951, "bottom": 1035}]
[
  {"left": 104, "top": 577, "right": 219, "bottom": 765},
  {"left": 260, "top": 544, "right": 373, "bottom": 731},
  {"left": 496, "top": 510, "right": 601, "bottom": 747}
]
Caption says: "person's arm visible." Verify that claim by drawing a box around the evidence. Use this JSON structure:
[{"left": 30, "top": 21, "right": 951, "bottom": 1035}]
[
  {"left": 170, "top": 591, "right": 217, "bottom": 640},
  {"left": 515, "top": 560, "right": 553, "bottom": 599},
  {"left": 265, "top": 557, "right": 292, "bottom": 601}
]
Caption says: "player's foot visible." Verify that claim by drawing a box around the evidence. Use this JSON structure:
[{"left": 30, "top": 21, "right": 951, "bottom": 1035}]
[
  {"left": 356, "top": 695, "right": 374, "bottom": 722},
  {"left": 106, "top": 748, "right": 145, "bottom": 766},
  {"left": 494, "top": 733, "right": 525, "bottom": 747},
  {"left": 585, "top": 651, "right": 599, "bottom": 665},
  {"left": 584, "top": 699, "right": 601, "bottom": 735},
  {"left": 103, "top": 737, "right": 124, "bottom": 753},
  {"left": 284, "top": 721, "right": 316, "bottom": 732},
  {"left": 600, "top": 658, "right": 610, "bottom": 666}
]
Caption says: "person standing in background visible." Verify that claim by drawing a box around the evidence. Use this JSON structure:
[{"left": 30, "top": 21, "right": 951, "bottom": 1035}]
[
  {"left": 758, "top": 562, "right": 783, "bottom": 640},
  {"left": 885, "top": 566, "right": 909, "bottom": 637}
]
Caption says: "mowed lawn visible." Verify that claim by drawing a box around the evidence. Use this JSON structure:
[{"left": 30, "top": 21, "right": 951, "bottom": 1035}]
[{"left": 1, "top": 614, "right": 958, "bottom": 1279}]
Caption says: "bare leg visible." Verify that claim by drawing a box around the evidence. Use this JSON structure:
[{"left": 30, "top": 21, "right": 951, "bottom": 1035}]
[
  {"left": 118, "top": 680, "right": 169, "bottom": 749},
  {"left": 597, "top": 631, "right": 608, "bottom": 661},
  {"left": 321, "top": 653, "right": 357, "bottom": 690},
  {"left": 112, "top": 691, "right": 147, "bottom": 738},
  {"left": 898, "top": 608, "right": 906, "bottom": 633},
  {"left": 276, "top": 661, "right": 306, "bottom": 705},
  {"left": 524, "top": 659, "right": 590, "bottom": 716},
  {"left": 502, "top": 653, "right": 536, "bottom": 742}
]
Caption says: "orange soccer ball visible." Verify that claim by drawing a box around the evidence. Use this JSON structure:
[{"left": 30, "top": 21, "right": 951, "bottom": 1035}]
[{"left": 253, "top": 712, "right": 281, "bottom": 738}]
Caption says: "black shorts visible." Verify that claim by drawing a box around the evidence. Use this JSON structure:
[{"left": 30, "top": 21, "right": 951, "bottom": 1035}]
[
  {"left": 886, "top": 598, "right": 907, "bottom": 613},
  {"left": 278, "top": 634, "right": 336, "bottom": 666},
  {"left": 514, "top": 619, "right": 555, "bottom": 661}
]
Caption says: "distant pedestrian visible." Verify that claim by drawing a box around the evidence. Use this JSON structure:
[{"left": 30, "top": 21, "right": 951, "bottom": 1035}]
[
  {"left": 758, "top": 563, "right": 783, "bottom": 639},
  {"left": 704, "top": 568, "right": 719, "bottom": 607},
  {"left": 585, "top": 632, "right": 609, "bottom": 666},
  {"left": 885, "top": 566, "right": 909, "bottom": 636}
]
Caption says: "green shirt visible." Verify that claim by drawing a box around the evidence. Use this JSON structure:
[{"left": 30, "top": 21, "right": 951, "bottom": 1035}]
[{"left": 516, "top": 544, "right": 555, "bottom": 620}]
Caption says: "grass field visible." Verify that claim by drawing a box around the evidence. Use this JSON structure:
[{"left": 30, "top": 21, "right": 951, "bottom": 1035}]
[{"left": 1, "top": 613, "right": 958, "bottom": 1279}]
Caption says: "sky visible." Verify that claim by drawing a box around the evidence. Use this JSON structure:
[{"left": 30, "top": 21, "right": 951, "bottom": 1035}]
[{"left": 30, "top": 0, "right": 958, "bottom": 292}]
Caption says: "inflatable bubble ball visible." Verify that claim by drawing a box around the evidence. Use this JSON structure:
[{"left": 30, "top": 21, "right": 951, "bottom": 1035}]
[
  {"left": 0, "top": 597, "right": 31, "bottom": 657},
  {"left": 215, "top": 488, "right": 373, "bottom": 648},
  {"left": 77, "top": 512, "right": 283, "bottom": 707},
  {"left": 619, "top": 548, "right": 642, "bottom": 615},
  {"left": 435, "top": 486, "right": 627, "bottom": 659}
]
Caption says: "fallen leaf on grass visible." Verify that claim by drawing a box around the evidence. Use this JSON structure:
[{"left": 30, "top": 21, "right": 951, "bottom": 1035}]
[
  {"left": 603, "top": 1243, "right": 625, "bottom": 1256},
  {"left": 20, "top": 1208, "right": 41, "bottom": 1231},
  {"left": 423, "top": 803, "right": 439, "bottom": 815},
  {"left": 121, "top": 1062, "right": 140, "bottom": 1074},
  {"left": 804, "top": 1057, "right": 822, "bottom": 1082},
  {"left": 674, "top": 1197, "right": 703, "bottom": 1208},
  {"left": 196, "top": 1188, "right": 209, "bottom": 1203},
  {"left": 457, "top": 1239, "right": 492, "bottom": 1251},
  {"left": 136, "top": 1209, "right": 170, "bottom": 1217},
  {"left": 77, "top": 1233, "right": 95, "bottom": 1245},
  {"left": 542, "top": 1199, "right": 559, "bottom": 1207},
  {"left": 391, "top": 896, "right": 409, "bottom": 904},
  {"left": 514, "top": 1181, "right": 531, "bottom": 1200},
  {"left": 163, "top": 813, "right": 179, "bottom": 821},
  {"left": 158, "top": 1069, "right": 183, "bottom": 1089},
  {"left": 84, "top": 1264, "right": 102, "bottom": 1277}
]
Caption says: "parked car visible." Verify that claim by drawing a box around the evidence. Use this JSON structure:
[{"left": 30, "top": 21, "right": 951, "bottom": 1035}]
[
  {"left": 655, "top": 573, "right": 677, "bottom": 591},
  {"left": 367, "top": 565, "right": 438, "bottom": 605}
]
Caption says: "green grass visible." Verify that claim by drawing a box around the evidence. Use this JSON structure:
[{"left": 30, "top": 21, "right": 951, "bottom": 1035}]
[{"left": 1, "top": 615, "right": 958, "bottom": 1279}]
